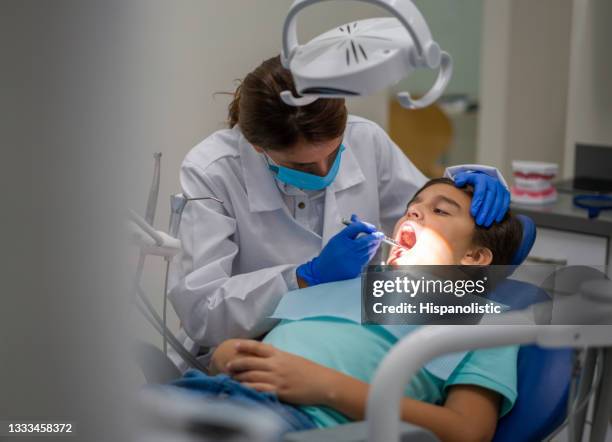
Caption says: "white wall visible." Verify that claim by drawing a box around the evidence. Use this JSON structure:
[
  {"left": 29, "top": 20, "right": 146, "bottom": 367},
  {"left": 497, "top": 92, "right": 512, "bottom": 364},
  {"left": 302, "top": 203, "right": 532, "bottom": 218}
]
[
  {"left": 563, "top": 0, "right": 612, "bottom": 178},
  {"left": 125, "top": 1, "right": 389, "bottom": 345},
  {"left": 478, "top": 0, "right": 612, "bottom": 181},
  {"left": 476, "top": 0, "right": 512, "bottom": 170},
  {"left": 477, "top": 0, "right": 573, "bottom": 180}
]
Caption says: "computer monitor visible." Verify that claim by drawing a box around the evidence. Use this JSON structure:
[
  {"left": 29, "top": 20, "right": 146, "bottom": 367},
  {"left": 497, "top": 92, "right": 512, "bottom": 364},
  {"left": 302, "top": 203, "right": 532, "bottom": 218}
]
[{"left": 572, "top": 143, "right": 612, "bottom": 193}]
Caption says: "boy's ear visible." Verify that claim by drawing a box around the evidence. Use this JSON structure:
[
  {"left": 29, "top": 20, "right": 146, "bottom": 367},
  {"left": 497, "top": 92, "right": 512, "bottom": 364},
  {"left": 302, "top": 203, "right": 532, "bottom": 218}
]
[{"left": 461, "top": 247, "right": 493, "bottom": 266}]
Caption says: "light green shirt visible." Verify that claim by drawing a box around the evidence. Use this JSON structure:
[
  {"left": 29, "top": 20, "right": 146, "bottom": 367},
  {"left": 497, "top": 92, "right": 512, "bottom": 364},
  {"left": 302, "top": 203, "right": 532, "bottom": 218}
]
[{"left": 263, "top": 318, "right": 518, "bottom": 428}]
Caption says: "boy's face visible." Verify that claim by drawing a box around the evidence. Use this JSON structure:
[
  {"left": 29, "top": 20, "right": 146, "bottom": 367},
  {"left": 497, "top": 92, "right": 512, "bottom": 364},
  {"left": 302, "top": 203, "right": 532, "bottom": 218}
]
[{"left": 387, "top": 183, "right": 490, "bottom": 266}]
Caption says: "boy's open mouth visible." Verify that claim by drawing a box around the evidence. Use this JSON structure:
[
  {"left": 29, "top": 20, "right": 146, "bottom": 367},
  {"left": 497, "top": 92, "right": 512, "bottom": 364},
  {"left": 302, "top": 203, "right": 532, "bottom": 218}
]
[{"left": 388, "top": 222, "right": 418, "bottom": 265}]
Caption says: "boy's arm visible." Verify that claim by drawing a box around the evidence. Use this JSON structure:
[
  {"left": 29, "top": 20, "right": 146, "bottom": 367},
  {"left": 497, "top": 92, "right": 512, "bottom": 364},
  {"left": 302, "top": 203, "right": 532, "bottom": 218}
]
[
  {"left": 227, "top": 340, "right": 500, "bottom": 442},
  {"left": 320, "top": 373, "right": 499, "bottom": 442}
]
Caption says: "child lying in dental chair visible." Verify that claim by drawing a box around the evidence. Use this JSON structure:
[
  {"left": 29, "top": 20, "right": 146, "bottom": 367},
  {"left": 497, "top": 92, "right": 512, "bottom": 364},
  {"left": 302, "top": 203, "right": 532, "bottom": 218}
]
[{"left": 173, "top": 178, "right": 523, "bottom": 442}]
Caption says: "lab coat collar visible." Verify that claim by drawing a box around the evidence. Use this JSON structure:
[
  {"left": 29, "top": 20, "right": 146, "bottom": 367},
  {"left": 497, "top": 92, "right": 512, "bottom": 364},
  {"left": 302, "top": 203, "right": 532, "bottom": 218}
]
[
  {"left": 321, "top": 143, "right": 366, "bottom": 244},
  {"left": 238, "top": 132, "right": 366, "bottom": 213},
  {"left": 239, "top": 132, "right": 286, "bottom": 213},
  {"left": 330, "top": 141, "right": 366, "bottom": 193}
]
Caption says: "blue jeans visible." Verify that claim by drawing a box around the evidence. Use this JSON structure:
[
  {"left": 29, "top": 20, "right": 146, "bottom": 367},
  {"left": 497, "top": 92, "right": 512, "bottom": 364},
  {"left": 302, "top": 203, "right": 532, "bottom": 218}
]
[{"left": 171, "top": 370, "right": 316, "bottom": 432}]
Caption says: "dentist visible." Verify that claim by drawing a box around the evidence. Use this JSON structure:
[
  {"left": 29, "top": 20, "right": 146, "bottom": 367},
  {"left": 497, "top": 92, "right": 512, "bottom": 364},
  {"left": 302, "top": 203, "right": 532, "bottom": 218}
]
[{"left": 169, "top": 56, "right": 509, "bottom": 366}]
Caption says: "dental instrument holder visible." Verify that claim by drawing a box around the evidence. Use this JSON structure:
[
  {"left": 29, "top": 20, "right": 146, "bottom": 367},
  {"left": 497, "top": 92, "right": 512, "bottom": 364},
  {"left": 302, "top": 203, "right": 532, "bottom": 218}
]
[
  {"left": 130, "top": 153, "right": 223, "bottom": 370},
  {"left": 280, "top": 0, "right": 452, "bottom": 109},
  {"left": 169, "top": 194, "right": 223, "bottom": 239},
  {"left": 146, "top": 153, "right": 162, "bottom": 225},
  {"left": 573, "top": 195, "right": 612, "bottom": 219},
  {"left": 366, "top": 279, "right": 612, "bottom": 442},
  {"left": 160, "top": 194, "right": 222, "bottom": 356}
]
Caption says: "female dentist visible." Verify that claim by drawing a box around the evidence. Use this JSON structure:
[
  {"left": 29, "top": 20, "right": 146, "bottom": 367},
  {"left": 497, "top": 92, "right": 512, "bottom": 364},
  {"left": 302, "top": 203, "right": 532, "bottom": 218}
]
[{"left": 169, "top": 56, "right": 509, "bottom": 366}]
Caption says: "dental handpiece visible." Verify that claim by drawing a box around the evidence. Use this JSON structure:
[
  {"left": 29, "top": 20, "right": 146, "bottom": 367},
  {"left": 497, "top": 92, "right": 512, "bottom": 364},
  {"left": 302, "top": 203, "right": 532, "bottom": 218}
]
[{"left": 341, "top": 218, "right": 410, "bottom": 251}]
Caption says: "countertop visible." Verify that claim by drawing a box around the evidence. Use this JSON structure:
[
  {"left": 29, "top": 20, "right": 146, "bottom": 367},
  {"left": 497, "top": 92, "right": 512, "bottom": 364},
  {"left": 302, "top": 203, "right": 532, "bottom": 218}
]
[{"left": 511, "top": 192, "right": 612, "bottom": 238}]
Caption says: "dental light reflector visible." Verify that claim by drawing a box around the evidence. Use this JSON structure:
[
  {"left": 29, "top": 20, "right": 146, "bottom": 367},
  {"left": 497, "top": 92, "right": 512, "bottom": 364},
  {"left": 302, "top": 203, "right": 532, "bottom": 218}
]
[{"left": 281, "top": 0, "right": 452, "bottom": 109}]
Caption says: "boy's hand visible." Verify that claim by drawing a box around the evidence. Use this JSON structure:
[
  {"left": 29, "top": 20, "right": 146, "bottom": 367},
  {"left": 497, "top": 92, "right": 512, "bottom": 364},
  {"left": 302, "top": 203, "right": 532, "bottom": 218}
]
[
  {"left": 209, "top": 338, "right": 243, "bottom": 374},
  {"left": 226, "top": 340, "right": 337, "bottom": 405}
]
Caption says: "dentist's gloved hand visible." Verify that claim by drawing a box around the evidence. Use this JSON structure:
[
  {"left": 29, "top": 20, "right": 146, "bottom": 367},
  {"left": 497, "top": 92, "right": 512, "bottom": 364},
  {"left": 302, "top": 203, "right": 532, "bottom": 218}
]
[
  {"left": 454, "top": 171, "right": 511, "bottom": 227},
  {"left": 296, "top": 214, "right": 384, "bottom": 287}
]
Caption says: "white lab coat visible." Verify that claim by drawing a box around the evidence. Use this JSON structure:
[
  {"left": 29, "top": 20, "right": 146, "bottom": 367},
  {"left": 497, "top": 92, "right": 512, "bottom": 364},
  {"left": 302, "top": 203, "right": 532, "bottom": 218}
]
[{"left": 168, "top": 115, "right": 503, "bottom": 368}]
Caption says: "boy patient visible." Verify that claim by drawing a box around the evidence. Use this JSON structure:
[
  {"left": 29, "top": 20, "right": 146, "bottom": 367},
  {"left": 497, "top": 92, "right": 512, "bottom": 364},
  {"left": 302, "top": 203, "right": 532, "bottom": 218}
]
[{"left": 206, "top": 178, "right": 523, "bottom": 442}]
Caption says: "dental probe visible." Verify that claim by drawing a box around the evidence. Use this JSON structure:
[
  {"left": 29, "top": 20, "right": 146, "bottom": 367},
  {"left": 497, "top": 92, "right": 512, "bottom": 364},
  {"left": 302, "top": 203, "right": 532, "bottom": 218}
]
[{"left": 341, "top": 218, "right": 410, "bottom": 252}]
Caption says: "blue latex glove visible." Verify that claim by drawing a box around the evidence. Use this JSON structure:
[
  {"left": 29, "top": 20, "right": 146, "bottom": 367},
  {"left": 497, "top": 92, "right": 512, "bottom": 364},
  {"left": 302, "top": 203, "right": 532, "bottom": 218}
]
[
  {"left": 454, "top": 171, "right": 510, "bottom": 227},
  {"left": 296, "top": 214, "right": 384, "bottom": 286}
]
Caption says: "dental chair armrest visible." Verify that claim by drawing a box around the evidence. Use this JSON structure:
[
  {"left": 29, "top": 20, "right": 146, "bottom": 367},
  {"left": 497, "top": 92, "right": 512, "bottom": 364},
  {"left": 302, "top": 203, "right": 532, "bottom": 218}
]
[
  {"left": 284, "top": 421, "right": 438, "bottom": 442},
  {"left": 132, "top": 340, "right": 182, "bottom": 384}
]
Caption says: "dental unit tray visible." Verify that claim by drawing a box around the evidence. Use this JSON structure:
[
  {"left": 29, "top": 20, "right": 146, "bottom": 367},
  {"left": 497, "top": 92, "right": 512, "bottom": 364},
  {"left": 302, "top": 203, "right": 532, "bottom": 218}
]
[{"left": 280, "top": 0, "right": 453, "bottom": 109}]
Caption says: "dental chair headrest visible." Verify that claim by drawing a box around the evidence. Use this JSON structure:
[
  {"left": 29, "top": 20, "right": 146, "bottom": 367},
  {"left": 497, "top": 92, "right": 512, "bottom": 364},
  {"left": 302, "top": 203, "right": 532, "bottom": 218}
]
[{"left": 510, "top": 214, "right": 536, "bottom": 266}]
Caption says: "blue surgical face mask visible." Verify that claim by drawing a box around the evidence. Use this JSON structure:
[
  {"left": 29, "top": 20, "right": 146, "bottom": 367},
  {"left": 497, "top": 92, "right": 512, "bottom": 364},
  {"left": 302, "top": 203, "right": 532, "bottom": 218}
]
[{"left": 266, "top": 144, "right": 345, "bottom": 191}]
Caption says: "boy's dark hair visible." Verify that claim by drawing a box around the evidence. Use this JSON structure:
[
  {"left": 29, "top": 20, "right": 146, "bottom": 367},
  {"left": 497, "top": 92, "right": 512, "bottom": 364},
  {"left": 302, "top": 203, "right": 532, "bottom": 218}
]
[{"left": 408, "top": 177, "right": 523, "bottom": 265}]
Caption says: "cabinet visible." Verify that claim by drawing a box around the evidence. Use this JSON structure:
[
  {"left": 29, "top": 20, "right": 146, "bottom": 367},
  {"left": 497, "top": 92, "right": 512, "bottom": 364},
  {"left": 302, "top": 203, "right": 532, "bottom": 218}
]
[{"left": 527, "top": 227, "right": 608, "bottom": 267}]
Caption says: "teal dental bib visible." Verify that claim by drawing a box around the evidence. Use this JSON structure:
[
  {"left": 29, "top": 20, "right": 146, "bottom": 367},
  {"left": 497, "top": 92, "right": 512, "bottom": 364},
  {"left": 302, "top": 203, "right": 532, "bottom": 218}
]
[{"left": 271, "top": 278, "right": 468, "bottom": 380}]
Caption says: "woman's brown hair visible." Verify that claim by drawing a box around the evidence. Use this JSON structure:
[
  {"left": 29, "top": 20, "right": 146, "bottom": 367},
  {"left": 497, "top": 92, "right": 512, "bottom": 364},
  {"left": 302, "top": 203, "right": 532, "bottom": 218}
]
[
  {"left": 227, "top": 56, "right": 348, "bottom": 151},
  {"left": 408, "top": 177, "right": 523, "bottom": 265}
]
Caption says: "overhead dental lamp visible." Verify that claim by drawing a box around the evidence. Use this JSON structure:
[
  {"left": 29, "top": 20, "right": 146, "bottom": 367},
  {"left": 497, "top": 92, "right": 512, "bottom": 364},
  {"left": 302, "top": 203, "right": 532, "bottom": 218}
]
[{"left": 280, "top": 0, "right": 453, "bottom": 109}]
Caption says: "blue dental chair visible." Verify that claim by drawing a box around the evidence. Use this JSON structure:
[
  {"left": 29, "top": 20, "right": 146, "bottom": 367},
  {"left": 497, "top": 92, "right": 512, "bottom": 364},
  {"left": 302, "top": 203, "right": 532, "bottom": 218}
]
[
  {"left": 489, "top": 217, "right": 573, "bottom": 442},
  {"left": 135, "top": 215, "right": 574, "bottom": 441}
]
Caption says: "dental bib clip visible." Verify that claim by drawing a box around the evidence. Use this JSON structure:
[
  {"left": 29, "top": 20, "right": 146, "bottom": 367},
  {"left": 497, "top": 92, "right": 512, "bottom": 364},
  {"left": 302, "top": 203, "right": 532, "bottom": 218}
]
[{"left": 280, "top": 0, "right": 453, "bottom": 109}]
